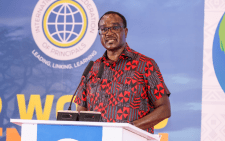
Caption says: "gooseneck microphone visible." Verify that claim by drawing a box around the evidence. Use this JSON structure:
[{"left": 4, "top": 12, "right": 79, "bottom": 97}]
[
  {"left": 97, "top": 62, "right": 105, "bottom": 80},
  {"left": 68, "top": 61, "right": 94, "bottom": 110},
  {"left": 82, "top": 61, "right": 94, "bottom": 79}
]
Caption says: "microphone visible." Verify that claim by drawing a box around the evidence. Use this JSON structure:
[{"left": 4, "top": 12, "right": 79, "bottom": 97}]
[
  {"left": 68, "top": 61, "right": 94, "bottom": 110},
  {"left": 97, "top": 62, "right": 105, "bottom": 80},
  {"left": 82, "top": 61, "right": 94, "bottom": 78}
]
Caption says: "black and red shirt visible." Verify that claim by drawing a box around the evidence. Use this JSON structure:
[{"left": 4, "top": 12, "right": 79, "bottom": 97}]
[{"left": 74, "top": 44, "right": 170, "bottom": 133}]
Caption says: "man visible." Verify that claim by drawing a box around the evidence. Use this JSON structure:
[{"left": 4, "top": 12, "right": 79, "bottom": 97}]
[{"left": 74, "top": 11, "right": 171, "bottom": 133}]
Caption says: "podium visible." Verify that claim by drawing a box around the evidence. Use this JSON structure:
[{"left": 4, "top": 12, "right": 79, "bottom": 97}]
[{"left": 11, "top": 119, "right": 161, "bottom": 141}]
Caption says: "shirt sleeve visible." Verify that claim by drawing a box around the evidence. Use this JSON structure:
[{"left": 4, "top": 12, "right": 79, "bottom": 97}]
[{"left": 144, "top": 59, "right": 170, "bottom": 103}]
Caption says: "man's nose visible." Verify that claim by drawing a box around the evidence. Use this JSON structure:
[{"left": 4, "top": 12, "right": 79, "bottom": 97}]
[{"left": 106, "top": 28, "right": 114, "bottom": 35}]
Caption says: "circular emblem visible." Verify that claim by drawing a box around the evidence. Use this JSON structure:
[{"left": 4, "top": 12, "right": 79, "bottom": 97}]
[
  {"left": 213, "top": 13, "right": 225, "bottom": 93},
  {"left": 43, "top": 0, "right": 87, "bottom": 47},
  {"left": 31, "top": 0, "right": 99, "bottom": 60}
]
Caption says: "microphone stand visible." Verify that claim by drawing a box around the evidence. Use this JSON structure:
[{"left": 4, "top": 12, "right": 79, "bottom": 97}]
[{"left": 68, "top": 76, "right": 85, "bottom": 110}]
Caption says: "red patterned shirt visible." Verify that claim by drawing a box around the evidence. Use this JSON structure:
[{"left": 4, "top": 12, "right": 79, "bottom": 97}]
[{"left": 74, "top": 44, "right": 170, "bottom": 133}]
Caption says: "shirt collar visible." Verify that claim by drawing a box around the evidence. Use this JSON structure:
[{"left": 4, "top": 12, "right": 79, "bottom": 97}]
[{"left": 100, "top": 43, "right": 134, "bottom": 63}]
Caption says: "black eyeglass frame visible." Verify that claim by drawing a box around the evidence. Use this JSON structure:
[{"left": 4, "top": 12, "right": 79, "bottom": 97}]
[{"left": 98, "top": 25, "right": 125, "bottom": 35}]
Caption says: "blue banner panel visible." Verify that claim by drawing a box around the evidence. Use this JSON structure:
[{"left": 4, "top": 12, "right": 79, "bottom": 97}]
[{"left": 37, "top": 125, "right": 102, "bottom": 141}]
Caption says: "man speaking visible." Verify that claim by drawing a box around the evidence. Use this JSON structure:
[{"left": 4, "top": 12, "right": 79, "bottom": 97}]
[{"left": 74, "top": 11, "right": 171, "bottom": 134}]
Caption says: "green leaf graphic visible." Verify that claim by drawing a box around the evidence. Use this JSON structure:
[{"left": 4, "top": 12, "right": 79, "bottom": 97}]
[{"left": 219, "top": 15, "right": 225, "bottom": 53}]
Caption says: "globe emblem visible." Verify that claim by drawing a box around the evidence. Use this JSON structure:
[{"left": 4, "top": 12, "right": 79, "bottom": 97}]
[
  {"left": 43, "top": 1, "right": 87, "bottom": 47},
  {"left": 213, "top": 13, "right": 225, "bottom": 93}
]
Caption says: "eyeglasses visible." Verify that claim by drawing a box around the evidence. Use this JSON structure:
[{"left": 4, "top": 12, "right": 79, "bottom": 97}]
[{"left": 98, "top": 25, "right": 124, "bottom": 35}]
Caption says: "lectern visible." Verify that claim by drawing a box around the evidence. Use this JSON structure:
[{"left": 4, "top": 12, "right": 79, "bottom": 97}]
[{"left": 10, "top": 119, "right": 161, "bottom": 141}]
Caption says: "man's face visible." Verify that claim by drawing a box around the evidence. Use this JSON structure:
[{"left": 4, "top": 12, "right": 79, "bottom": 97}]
[{"left": 99, "top": 14, "right": 128, "bottom": 51}]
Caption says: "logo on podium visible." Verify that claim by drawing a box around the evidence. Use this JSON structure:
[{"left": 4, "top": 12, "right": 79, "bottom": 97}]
[{"left": 58, "top": 138, "right": 78, "bottom": 141}]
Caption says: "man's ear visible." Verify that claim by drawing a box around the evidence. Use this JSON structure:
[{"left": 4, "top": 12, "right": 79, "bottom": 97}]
[{"left": 125, "top": 28, "right": 128, "bottom": 38}]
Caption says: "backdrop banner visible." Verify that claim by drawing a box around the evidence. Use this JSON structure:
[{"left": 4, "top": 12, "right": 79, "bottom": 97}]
[
  {"left": 0, "top": 0, "right": 204, "bottom": 141},
  {"left": 202, "top": 0, "right": 225, "bottom": 140}
]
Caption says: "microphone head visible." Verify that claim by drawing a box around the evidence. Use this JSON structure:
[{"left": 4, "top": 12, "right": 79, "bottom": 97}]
[
  {"left": 97, "top": 62, "right": 105, "bottom": 79},
  {"left": 82, "top": 61, "right": 94, "bottom": 77}
]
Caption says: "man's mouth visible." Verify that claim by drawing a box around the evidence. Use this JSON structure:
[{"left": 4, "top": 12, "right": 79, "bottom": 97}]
[{"left": 106, "top": 39, "right": 117, "bottom": 43}]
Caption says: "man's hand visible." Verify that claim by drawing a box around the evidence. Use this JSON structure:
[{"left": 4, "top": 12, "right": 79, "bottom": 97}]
[
  {"left": 133, "top": 95, "right": 171, "bottom": 130},
  {"left": 76, "top": 105, "right": 87, "bottom": 112}
]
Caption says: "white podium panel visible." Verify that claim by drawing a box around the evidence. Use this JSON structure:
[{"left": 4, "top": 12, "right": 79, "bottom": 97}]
[{"left": 11, "top": 119, "right": 160, "bottom": 141}]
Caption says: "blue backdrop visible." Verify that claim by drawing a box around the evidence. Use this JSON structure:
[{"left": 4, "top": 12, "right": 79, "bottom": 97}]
[{"left": 0, "top": 0, "right": 204, "bottom": 141}]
